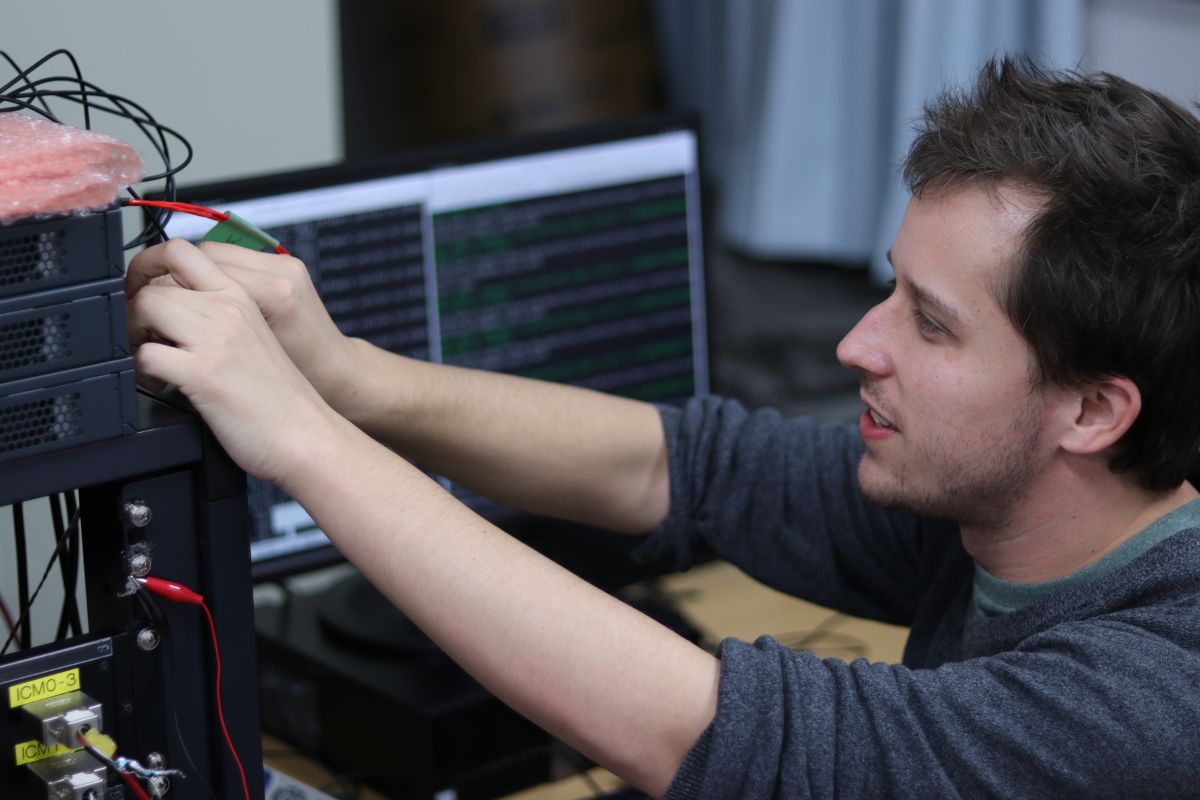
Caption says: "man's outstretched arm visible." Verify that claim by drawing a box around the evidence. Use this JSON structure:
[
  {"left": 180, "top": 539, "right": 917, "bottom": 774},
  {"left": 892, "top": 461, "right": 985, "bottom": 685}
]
[
  {"left": 136, "top": 241, "right": 671, "bottom": 534},
  {"left": 126, "top": 240, "right": 718, "bottom": 796}
]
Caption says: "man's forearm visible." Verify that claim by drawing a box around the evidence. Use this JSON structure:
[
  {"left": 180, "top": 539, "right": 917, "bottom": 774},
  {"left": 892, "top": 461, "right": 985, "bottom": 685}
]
[
  {"left": 331, "top": 337, "right": 672, "bottom": 534},
  {"left": 283, "top": 416, "right": 719, "bottom": 796}
]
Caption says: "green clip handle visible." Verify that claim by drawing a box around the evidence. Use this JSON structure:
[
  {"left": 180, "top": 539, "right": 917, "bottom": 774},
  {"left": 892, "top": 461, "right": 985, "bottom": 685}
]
[{"left": 200, "top": 211, "right": 281, "bottom": 252}]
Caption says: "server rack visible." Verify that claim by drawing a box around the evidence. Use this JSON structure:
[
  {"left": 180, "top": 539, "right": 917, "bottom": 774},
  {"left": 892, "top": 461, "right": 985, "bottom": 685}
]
[
  {"left": 0, "top": 394, "right": 264, "bottom": 799},
  {"left": 0, "top": 208, "right": 262, "bottom": 798}
]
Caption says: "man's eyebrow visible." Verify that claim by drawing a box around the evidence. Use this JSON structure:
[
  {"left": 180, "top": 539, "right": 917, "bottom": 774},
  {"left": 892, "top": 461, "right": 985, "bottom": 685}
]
[{"left": 886, "top": 250, "right": 966, "bottom": 328}]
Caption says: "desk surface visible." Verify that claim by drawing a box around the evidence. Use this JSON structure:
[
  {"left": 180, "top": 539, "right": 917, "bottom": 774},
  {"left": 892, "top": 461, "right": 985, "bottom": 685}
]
[{"left": 264, "top": 561, "right": 909, "bottom": 799}]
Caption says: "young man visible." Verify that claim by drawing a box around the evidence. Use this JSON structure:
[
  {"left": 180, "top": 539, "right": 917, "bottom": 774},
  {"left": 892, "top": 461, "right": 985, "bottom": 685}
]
[{"left": 126, "top": 57, "right": 1200, "bottom": 797}]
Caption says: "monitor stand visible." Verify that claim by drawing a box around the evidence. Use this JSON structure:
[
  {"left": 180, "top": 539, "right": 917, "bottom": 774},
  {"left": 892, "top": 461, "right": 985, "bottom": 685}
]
[{"left": 317, "top": 571, "right": 442, "bottom": 656}]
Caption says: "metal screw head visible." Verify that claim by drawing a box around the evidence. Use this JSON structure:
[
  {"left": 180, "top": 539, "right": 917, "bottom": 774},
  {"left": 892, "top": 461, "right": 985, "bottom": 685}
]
[
  {"left": 146, "top": 752, "right": 165, "bottom": 768},
  {"left": 136, "top": 627, "right": 160, "bottom": 652},
  {"left": 124, "top": 501, "right": 153, "bottom": 528},
  {"left": 148, "top": 775, "right": 170, "bottom": 796},
  {"left": 128, "top": 551, "right": 152, "bottom": 577}
]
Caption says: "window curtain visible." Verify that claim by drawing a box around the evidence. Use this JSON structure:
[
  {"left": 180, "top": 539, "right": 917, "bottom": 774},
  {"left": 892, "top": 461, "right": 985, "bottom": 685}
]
[{"left": 653, "top": 0, "right": 1085, "bottom": 282}]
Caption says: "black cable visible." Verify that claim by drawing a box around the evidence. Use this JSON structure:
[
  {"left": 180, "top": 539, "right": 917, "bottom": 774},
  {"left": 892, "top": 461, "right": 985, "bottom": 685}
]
[
  {"left": 0, "top": 49, "right": 77, "bottom": 98},
  {"left": 22, "top": 82, "right": 194, "bottom": 179},
  {"left": 49, "top": 494, "right": 81, "bottom": 640},
  {"left": 63, "top": 492, "right": 82, "bottom": 637},
  {"left": 0, "top": 49, "right": 91, "bottom": 129},
  {"left": 126, "top": 186, "right": 172, "bottom": 245},
  {"left": 133, "top": 585, "right": 167, "bottom": 632},
  {"left": 49, "top": 494, "right": 71, "bottom": 641},
  {"left": 13, "top": 502, "right": 30, "bottom": 650},
  {"left": 0, "top": 50, "right": 192, "bottom": 249},
  {"left": 12, "top": 81, "right": 192, "bottom": 186},
  {"left": 0, "top": 502, "right": 82, "bottom": 656},
  {"left": 0, "top": 595, "right": 17, "bottom": 644},
  {"left": 0, "top": 52, "right": 55, "bottom": 119}
]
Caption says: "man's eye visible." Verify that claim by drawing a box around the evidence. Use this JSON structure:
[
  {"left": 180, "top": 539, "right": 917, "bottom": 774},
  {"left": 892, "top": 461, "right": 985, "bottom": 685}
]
[{"left": 912, "top": 309, "right": 943, "bottom": 336}]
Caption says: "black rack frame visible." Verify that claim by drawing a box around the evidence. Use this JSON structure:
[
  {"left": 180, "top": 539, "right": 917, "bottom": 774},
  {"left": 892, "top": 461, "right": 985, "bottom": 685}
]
[{"left": 0, "top": 393, "right": 263, "bottom": 799}]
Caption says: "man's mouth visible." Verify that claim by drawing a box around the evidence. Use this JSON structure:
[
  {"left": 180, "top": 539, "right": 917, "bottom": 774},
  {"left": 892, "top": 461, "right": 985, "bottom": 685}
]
[{"left": 868, "top": 408, "right": 894, "bottom": 429}]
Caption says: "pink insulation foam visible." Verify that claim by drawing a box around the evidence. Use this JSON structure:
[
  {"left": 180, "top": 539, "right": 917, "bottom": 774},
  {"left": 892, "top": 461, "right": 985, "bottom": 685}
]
[{"left": 0, "top": 112, "right": 143, "bottom": 223}]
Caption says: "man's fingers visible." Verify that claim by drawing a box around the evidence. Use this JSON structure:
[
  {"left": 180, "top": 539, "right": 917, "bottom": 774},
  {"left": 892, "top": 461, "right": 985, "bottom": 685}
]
[
  {"left": 127, "top": 239, "right": 236, "bottom": 298},
  {"left": 197, "top": 240, "right": 285, "bottom": 273},
  {"left": 134, "top": 362, "right": 169, "bottom": 394},
  {"left": 197, "top": 241, "right": 313, "bottom": 324},
  {"left": 203, "top": 254, "right": 292, "bottom": 308},
  {"left": 126, "top": 283, "right": 214, "bottom": 352},
  {"left": 133, "top": 341, "right": 192, "bottom": 393}
]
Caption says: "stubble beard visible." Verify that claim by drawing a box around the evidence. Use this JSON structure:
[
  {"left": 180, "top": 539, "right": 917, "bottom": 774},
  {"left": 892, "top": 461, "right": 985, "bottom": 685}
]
[{"left": 857, "top": 401, "right": 1045, "bottom": 529}]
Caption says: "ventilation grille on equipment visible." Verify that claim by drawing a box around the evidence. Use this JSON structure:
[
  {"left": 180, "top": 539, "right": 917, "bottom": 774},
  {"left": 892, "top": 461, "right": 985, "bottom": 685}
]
[
  {"left": 0, "top": 391, "right": 83, "bottom": 454},
  {"left": 0, "top": 230, "right": 68, "bottom": 289},
  {"left": 0, "top": 314, "right": 72, "bottom": 375}
]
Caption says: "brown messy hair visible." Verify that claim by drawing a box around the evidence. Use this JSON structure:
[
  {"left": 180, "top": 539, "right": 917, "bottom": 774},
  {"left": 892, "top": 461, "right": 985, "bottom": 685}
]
[{"left": 903, "top": 55, "right": 1200, "bottom": 491}]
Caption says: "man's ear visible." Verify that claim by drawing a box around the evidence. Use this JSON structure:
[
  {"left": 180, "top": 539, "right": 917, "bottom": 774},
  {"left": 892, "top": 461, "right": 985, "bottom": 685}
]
[{"left": 1059, "top": 376, "right": 1141, "bottom": 456}]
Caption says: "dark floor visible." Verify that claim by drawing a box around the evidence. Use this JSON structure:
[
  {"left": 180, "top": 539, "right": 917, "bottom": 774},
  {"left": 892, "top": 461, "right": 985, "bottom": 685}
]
[{"left": 704, "top": 245, "right": 888, "bottom": 422}]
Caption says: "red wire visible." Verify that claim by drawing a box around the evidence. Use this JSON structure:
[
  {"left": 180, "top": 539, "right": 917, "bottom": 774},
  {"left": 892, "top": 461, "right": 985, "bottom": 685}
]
[
  {"left": 140, "top": 577, "right": 251, "bottom": 800},
  {"left": 126, "top": 198, "right": 228, "bottom": 222},
  {"left": 127, "top": 198, "right": 289, "bottom": 255},
  {"left": 121, "top": 771, "right": 151, "bottom": 800},
  {"left": 202, "top": 601, "right": 252, "bottom": 800}
]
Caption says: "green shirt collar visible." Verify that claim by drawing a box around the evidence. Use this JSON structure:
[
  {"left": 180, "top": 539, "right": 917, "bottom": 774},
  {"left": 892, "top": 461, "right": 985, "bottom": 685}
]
[{"left": 972, "top": 496, "right": 1200, "bottom": 617}]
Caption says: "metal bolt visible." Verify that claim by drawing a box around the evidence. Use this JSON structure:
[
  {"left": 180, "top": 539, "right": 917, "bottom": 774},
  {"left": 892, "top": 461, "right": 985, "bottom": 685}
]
[
  {"left": 146, "top": 752, "right": 165, "bottom": 769},
  {"left": 136, "top": 627, "right": 160, "bottom": 652},
  {"left": 148, "top": 776, "right": 170, "bottom": 796},
  {"left": 124, "top": 501, "right": 153, "bottom": 528},
  {"left": 128, "top": 551, "right": 152, "bottom": 577},
  {"left": 122, "top": 701, "right": 133, "bottom": 714}
]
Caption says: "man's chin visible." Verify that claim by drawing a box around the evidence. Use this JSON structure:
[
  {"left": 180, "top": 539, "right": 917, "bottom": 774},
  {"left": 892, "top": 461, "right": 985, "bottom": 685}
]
[
  {"left": 857, "top": 456, "right": 892, "bottom": 503},
  {"left": 857, "top": 459, "right": 928, "bottom": 517}
]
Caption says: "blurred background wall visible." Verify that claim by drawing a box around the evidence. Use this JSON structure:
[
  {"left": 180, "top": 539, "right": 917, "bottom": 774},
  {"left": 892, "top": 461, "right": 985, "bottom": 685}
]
[{"left": 6, "top": 0, "right": 1197, "bottom": 280}]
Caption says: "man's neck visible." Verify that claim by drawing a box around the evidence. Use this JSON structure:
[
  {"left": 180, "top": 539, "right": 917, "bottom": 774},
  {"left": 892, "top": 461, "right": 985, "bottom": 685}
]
[{"left": 960, "top": 467, "right": 1199, "bottom": 584}]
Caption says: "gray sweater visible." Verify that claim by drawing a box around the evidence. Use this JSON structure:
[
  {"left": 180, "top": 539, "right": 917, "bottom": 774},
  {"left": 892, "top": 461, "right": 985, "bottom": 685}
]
[{"left": 635, "top": 397, "right": 1200, "bottom": 799}]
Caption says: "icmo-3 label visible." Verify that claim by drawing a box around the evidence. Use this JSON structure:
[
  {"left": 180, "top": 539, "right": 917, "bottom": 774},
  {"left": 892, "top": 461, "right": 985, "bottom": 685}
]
[{"left": 7, "top": 668, "right": 81, "bottom": 708}]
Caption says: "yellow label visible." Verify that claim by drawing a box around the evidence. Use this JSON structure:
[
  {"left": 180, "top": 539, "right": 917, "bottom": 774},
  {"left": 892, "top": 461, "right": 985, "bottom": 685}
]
[
  {"left": 13, "top": 739, "right": 75, "bottom": 766},
  {"left": 7, "top": 668, "right": 81, "bottom": 708}
]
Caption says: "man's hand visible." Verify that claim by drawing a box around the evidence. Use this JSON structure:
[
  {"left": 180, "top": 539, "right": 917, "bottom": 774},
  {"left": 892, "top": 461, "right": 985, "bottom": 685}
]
[
  {"left": 130, "top": 240, "right": 359, "bottom": 412},
  {"left": 126, "top": 240, "right": 348, "bottom": 485}
]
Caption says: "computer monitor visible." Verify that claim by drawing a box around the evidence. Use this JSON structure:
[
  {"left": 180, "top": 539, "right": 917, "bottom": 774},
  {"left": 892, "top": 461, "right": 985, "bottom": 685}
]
[{"left": 158, "top": 116, "right": 710, "bottom": 584}]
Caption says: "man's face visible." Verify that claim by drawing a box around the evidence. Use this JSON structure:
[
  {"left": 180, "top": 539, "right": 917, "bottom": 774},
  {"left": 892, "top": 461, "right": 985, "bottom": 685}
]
[{"left": 836, "top": 184, "right": 1055, "bottom": 527}]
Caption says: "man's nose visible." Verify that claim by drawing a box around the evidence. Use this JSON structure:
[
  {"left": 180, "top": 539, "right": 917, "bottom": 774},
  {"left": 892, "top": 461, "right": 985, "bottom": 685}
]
[{"left": 836, "top": 302, "right": 893, "bottom": 377}]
